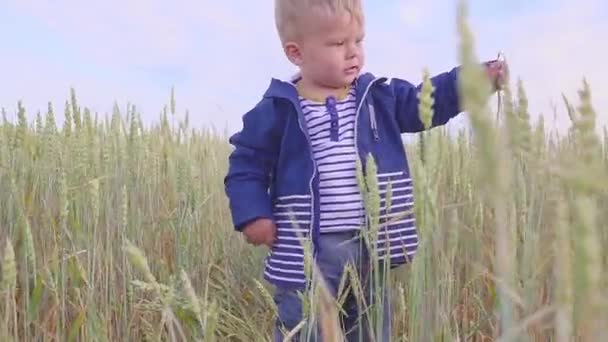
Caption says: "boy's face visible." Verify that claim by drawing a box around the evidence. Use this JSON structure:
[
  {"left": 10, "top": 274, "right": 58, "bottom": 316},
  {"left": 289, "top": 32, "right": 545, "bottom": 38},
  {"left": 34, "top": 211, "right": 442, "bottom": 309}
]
[{"left": 285, "top": 10, "right": 365, "bottom": 89}]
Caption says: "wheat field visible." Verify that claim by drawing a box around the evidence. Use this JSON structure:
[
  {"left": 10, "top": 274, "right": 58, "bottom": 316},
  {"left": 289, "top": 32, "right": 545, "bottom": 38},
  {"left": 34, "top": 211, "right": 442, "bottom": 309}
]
[{"left": 1, "top": 3, "right": 607, "bottom": 341}]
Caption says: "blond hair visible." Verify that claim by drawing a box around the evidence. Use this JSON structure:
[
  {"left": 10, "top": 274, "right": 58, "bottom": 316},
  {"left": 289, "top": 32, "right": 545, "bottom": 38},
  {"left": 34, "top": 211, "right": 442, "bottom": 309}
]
[{"left": 274, "top": 0, "right": 364, "bottom": 44}]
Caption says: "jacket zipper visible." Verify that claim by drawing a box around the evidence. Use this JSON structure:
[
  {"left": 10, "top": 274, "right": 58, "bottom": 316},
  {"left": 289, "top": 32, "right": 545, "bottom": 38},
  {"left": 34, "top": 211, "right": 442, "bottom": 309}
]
[
  {"left": 287, "top": 87, "right": 319, "bottom": 253},
  {"left": 353, "top": 78, "right": 382, "bottom": 232},
  {"left": 369, "top": 103, "right": 379, "bottom": 141},
  {"left": 284, "top": 77, "right": 381, "bottom": 256},
  {"left": 354, "top": 78, "right": 383, "bottom": 166}
]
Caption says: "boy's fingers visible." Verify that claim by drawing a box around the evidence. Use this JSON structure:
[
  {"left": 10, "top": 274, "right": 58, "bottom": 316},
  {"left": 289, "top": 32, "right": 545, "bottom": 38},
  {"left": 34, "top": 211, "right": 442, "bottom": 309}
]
[
  {"left": 245, "top": 234, "right": 261, "bottom": 245},
  {"left": 266, "top": 234, "right": 276, "bottom": 246}
]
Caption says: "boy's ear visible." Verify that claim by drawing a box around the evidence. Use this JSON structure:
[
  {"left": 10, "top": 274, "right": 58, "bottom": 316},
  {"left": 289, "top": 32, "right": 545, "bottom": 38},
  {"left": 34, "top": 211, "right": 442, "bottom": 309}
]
[{"left": 284, "top": 42, "right": 303, "bottom": 66}]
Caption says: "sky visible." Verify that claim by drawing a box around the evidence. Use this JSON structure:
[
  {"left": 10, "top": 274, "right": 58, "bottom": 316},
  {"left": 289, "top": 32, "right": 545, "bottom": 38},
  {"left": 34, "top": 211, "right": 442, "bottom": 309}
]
[{"left": 1, "top": 0, "right": 607, "bottom": 136}]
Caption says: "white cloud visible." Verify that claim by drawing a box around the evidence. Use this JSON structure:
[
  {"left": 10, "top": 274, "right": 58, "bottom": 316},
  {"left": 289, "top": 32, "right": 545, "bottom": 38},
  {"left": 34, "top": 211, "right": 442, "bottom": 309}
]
[
  {"left": 400, "top": 1, "right": 438, "bottom": 28},
  {"left": 2, "top": 0, "right": 607, "bottom": 136},
  {"left": 7, "top": 1, "right": 239, "bottom": 64},
  {"left": 3, "top": 0, "right": 287, "bottom": 128},
  {"left": 518, "top": 2, "right": 606, "bottom": 131},
  {"left": 466, "top": 0, "right": 608, "bottom": 133},
  {"left": 0, "top": 50, "right": 171, "bottom": 126},
  {"left": 392, "top": 0, "right": 608, "bottom": 134}
]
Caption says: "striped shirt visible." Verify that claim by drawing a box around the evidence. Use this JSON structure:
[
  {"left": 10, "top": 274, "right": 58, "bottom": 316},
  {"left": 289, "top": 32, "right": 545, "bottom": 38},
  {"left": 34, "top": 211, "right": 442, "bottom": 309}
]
[{"left": 299, "top": 88, "right": 365, "bottom": 233}]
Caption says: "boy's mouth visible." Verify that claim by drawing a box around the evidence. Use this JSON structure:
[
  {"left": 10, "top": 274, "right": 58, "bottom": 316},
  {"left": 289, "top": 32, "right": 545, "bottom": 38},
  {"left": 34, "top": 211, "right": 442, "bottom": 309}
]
[{"left": 345, "top": 65, "right": 359, "bottom": 74}]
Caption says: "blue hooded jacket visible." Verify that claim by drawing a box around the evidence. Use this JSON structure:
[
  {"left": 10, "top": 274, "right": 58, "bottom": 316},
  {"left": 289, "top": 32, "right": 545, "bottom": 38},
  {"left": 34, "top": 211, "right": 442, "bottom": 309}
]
[{"left": 224, "top": 67, "right": 462, "bottom": 288}]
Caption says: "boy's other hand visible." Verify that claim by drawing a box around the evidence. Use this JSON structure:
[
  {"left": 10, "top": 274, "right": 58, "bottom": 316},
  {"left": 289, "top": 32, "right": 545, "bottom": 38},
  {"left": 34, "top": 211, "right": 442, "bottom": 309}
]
[
  {"left": 485, "top": 59, "right": 509, "bottom": 92},
  {"left": 242, "top": 218, "right": 277, "bottom": 248}
]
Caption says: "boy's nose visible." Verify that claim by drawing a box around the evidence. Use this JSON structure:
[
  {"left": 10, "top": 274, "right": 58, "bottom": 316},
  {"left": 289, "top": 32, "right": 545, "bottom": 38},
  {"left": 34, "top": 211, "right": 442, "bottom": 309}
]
[{"left": 346, "top": 44, "right": 359, "bottom": 59}]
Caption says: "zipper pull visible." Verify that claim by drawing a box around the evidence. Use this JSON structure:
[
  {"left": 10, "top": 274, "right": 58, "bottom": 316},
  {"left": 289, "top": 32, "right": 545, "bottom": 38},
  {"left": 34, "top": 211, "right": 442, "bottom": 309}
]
[{"left": 368, "top": 103, "right": 379, "bottom": 141}]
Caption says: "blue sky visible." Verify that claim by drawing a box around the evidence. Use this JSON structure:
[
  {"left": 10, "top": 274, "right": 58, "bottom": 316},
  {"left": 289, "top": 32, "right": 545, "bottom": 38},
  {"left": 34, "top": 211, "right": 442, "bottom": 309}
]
[{"left": 1, "top": 0, "right": 607, "bottom": 135}]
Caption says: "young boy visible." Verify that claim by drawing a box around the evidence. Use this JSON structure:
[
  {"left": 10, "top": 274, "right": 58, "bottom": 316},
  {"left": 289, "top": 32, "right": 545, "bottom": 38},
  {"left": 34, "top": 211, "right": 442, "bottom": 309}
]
[{"left": 224, "top": 0, "right": 507, "bottom": 340}]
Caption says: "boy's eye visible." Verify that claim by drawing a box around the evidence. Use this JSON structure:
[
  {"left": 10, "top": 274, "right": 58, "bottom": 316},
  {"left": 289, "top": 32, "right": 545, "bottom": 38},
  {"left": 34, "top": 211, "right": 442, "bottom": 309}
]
[{"left": 332, "top": 41, "right": 345, "bottom": 46}]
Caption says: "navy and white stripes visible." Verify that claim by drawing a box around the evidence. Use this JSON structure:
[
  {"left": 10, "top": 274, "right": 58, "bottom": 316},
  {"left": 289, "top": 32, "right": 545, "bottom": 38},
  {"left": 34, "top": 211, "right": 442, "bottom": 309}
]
[
  {"left": 264, "top": 171, "right": 419, "bottom": 286},
  {"left": 265, "top": 195, "right": 310, "bottom": 285},
  {"left": 261, "top": 89, "right": 419, "bottom": 287},
  {"left": 299, "top": 89, "right": 366, "bottom": 233},
  {"left": 226, "top": 68, "right": 464, "bottom": 289},
  {"left": 374, "top": 172, "right": 418, "bottom": 263}
]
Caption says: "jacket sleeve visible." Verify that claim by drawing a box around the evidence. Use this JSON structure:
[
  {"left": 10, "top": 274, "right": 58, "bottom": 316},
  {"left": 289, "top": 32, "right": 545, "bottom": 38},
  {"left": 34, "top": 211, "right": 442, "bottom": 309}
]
[
  {"left": 390, "top": 66, "right": 462, "bottom": 133},
  {"left": 224, "top": 98, "right": 282, "bottom": 231}
]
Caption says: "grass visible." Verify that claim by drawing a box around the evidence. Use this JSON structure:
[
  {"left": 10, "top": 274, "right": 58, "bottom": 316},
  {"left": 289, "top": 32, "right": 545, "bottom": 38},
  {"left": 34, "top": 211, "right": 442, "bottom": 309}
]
[{"left": 1, "top": 2, "right": 607, "bottom": 341}]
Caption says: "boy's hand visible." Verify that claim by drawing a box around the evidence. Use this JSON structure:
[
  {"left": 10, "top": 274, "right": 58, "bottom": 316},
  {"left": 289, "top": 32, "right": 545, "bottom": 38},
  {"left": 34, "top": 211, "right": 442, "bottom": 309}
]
[
  {"left": 485, "top": 59, "right": 509, "bottom": 92},
  {"left": 242, "top": 218, "right": 277, "bottom": 248}
]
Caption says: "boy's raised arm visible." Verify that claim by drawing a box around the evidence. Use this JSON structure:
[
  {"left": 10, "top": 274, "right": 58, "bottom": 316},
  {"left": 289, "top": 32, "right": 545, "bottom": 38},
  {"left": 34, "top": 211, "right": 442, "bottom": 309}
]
[
  {"left": 390, "top": 66, "right": 462, "bottom": 133},
  {"left": 224, "top": 99, "right": 282, "bottom": 231}
]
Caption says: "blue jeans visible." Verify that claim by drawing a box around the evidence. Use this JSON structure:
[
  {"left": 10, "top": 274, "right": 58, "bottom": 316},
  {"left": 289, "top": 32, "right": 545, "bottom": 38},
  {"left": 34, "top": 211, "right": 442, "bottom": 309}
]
[{"left": 273, "top": 231, "right": 391, "bottom": 341}]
